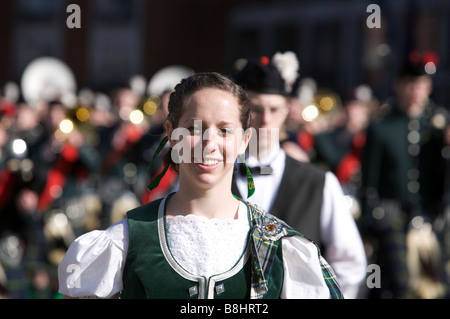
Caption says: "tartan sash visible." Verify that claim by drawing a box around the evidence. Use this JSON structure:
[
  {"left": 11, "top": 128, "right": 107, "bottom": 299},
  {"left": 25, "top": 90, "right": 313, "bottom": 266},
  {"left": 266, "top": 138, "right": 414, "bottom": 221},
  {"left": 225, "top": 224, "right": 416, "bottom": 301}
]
[{"left": 247, "top": 202, "right": 344, "bottom": 299}]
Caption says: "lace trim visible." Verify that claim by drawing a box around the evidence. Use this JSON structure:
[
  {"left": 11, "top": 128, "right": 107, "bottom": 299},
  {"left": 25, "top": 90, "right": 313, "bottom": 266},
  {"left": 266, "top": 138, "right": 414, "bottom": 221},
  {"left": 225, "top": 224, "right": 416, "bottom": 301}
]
[{"left": 165, "top": 208, "right": 249, "bottom": 278}]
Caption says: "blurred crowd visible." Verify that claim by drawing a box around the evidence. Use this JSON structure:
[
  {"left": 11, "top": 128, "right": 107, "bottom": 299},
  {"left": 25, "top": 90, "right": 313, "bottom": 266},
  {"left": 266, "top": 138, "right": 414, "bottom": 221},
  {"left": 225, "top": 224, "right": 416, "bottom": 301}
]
[
  {"left": 0, "top": 74, "right": 172, "bottom": 298},
  {"left": 0, "top": 54, "right": 449, "bottom": 299}
]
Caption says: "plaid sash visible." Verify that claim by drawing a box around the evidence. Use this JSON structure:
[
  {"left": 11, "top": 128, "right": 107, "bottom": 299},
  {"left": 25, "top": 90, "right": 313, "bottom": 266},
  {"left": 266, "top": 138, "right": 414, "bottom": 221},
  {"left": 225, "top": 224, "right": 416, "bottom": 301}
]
[{"left": 247, "top": 203, "right": 344, "bottom": 299}]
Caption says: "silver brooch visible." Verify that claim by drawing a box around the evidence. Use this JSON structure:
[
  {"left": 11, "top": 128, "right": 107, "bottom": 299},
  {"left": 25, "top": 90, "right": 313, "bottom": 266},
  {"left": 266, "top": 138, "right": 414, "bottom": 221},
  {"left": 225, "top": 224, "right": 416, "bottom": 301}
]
[{"left": 260, "top": 221, "right": 283, "bottom": 237}]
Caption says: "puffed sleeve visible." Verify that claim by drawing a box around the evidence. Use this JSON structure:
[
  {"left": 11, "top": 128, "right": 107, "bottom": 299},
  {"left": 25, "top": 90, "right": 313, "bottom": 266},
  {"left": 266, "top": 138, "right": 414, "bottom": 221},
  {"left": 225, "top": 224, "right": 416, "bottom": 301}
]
[
  {"left": 58, "top": 219, "right": 129, "bottom": 298},
  {"left": 280, "top": 235, "right": 333, "bottom": 299}
]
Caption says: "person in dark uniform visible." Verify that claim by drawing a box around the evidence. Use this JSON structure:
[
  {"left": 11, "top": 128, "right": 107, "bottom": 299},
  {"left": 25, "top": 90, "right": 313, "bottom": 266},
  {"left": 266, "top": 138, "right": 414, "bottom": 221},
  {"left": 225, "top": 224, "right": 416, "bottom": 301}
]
[
  {"left": 232, "top": 53, "right": 367, "bottom": 298},
  {"left": 360, "top": 54, "right": 449, "bottom": 298},
  {"left": 314, "top": 88, "right": 373, "bottom": 196}
]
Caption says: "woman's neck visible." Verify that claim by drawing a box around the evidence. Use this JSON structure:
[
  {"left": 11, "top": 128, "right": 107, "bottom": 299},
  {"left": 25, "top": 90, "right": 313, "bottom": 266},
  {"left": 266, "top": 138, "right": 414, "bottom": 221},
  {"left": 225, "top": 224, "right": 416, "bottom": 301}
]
[{"left": 167, "top": 178, "right": 239, "bottom": 220}]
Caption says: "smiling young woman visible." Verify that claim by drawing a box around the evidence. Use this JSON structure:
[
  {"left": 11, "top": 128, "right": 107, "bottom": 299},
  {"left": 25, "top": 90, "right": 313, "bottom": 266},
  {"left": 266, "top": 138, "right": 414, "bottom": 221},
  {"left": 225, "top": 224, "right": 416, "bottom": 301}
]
[
  {"left": 165, "top": 87, "right": 251, "bottom": 219},
  {"left": 58, "top": 72, "right": 343, "bottom": 299}
]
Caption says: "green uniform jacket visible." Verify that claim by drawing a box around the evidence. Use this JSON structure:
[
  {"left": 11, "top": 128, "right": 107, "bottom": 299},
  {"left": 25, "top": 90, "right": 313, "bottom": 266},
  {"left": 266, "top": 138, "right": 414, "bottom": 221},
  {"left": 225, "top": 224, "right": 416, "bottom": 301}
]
[{"left": 361, "top": 106, "right": 445, "bottom": 219}]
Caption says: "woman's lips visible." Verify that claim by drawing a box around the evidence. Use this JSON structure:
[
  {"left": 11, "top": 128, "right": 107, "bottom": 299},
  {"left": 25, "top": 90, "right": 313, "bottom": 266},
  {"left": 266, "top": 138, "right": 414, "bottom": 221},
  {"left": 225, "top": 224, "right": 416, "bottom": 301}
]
[{"left": 195, "top": 159, "right": 221, "bottom": 170}]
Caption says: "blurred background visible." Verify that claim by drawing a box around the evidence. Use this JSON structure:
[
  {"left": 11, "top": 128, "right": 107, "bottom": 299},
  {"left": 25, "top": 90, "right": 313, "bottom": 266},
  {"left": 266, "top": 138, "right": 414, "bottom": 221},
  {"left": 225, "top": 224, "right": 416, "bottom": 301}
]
[
  {"left": 0, "top": 0, "right": 449, "bottom": 299},
  {"left": 1, "top": 0, "right": 449, "bottom": 103}
]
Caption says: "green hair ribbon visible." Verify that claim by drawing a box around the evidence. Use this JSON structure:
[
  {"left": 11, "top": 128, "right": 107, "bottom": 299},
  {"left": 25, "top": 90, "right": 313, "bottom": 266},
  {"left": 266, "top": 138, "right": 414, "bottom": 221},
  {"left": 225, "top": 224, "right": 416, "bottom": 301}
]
[
  {"left": 147, "top": 136, "right": 169, "bottom": 191},
  {"left": 239, "top": 154, "right": 255, "bottom": 198}
]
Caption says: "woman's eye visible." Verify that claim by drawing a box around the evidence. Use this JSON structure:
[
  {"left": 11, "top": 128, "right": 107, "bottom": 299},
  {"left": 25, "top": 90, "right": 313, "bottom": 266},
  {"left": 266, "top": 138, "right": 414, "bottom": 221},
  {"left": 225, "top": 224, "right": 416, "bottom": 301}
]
[
  {"left": 187, "top": 126, "right": 202, "bottom": 134},
  {"left": 220, "top": 128, "right": 233, "bottom": 135}
]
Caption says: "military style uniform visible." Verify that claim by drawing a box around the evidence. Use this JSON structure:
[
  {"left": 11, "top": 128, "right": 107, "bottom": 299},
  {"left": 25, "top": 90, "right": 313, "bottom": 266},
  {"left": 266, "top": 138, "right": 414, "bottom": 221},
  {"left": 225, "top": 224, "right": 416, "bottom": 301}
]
[{"left": 361, "top": 100, "right": 447, "bottom": 298}]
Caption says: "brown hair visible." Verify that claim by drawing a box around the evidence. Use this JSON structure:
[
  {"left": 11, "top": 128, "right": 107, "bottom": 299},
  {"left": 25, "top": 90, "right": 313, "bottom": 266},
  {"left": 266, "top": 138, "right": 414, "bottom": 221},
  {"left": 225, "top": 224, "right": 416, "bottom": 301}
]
[{"left": 163, "top": 72, "right": 251, "bottom": 170}]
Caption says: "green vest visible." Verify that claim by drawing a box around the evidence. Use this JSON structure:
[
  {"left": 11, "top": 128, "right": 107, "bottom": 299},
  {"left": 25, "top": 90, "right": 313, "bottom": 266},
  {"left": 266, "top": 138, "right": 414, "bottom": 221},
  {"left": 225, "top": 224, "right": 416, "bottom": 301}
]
[{"left": 121, "top": 197, "right": 284, "bottom": 299}]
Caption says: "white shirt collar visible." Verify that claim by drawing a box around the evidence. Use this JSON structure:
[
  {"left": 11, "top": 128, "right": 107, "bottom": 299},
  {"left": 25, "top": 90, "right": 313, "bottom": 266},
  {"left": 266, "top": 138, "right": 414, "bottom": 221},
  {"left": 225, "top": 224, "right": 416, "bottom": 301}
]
[
  {"left": 236, "top": 145, "right": 286, "bottom": 211},
  {"left": 246, "top": 143, "right": 282, "bottom": 168}
]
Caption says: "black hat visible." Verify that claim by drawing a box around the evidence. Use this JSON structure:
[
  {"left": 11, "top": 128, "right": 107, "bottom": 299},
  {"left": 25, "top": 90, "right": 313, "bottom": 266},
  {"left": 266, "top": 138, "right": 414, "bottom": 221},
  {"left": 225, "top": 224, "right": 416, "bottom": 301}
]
[
  {"left": 234, "top": 52, "right": 299, "bottom": 96},
  {"left": 399, "top": 61, "right": 427, "bottom": 78},
  {"left": 399, "top": 51, "right": 438, "bottom": 78}
]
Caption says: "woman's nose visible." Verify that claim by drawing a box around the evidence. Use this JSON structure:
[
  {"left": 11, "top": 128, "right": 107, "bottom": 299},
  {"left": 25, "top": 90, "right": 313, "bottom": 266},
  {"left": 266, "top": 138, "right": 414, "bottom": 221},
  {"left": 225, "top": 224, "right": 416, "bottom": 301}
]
[{"left": 202, "top": 128, "right": 219, "bottom": 152}]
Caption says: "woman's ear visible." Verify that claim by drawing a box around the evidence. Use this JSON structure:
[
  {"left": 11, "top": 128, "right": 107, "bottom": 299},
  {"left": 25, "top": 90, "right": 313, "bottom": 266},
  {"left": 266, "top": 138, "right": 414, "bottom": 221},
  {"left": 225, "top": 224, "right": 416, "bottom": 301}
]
[
  {"left": 165, "top": 120, "right": 175, "bottom": 147},
  {"left": 238, "top": 127, "right": 252, "bottom": 155}
]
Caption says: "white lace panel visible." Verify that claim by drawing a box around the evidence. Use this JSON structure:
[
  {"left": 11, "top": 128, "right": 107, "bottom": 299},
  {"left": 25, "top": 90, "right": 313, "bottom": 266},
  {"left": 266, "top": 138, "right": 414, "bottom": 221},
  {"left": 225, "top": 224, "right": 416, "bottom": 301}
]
[{"left": 165, "top": 202, "right": 250, "bottom": 278}]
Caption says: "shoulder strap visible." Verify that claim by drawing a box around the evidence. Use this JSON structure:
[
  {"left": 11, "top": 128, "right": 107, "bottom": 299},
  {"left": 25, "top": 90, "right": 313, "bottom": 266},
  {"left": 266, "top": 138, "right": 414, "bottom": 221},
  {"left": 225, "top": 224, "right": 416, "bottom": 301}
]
[{"left": 126, "top": 197, "right": 163, "bottom": 222}]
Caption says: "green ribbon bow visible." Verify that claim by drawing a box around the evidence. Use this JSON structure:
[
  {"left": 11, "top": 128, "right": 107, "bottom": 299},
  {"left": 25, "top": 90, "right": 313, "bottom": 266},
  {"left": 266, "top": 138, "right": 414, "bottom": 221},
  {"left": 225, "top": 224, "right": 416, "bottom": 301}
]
[{"left": 147, "top": 136, "right": 169, "bottom": 191}]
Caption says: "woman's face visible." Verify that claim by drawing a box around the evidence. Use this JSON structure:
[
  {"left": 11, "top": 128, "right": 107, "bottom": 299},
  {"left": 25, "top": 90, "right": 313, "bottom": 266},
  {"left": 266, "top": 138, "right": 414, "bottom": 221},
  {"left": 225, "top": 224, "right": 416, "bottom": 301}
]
[{"left": 166, "top": 88, "right": 251, "bottom": 189}]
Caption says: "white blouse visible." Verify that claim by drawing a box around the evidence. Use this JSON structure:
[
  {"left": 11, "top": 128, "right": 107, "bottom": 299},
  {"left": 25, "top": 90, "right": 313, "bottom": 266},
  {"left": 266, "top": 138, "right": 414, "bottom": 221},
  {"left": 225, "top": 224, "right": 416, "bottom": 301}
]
[{"left": 58, "top": 201, "right": 331, "bottom": 299}]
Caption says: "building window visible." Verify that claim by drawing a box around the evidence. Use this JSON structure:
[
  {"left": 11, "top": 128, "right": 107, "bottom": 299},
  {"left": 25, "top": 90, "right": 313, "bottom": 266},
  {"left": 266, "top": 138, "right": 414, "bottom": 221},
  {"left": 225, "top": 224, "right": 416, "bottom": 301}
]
[
  {"left": 17, "top": 0, "right": 59, "bottom": 20},
  {"left": 94, "top": 0, "right": 133, "bottom": 22}
]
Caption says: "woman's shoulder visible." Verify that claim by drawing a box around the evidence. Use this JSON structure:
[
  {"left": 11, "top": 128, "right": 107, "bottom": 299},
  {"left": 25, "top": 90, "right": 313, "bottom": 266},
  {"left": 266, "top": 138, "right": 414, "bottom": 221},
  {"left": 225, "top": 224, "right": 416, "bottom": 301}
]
[
  {"left": 75, "top": 219, "right": 129, "bottom": 249},
  {"left": 243, "top": 200, "right": 343, "bottom": 299},
  {"left": 126, "top": 198, "right": 163, "bottom": 221},
  {"left": 57, "top": 219, "right": 129, "bottom": 298},
  {"left": 58, "top": 219, "right": 129, "bottom": 273}
]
